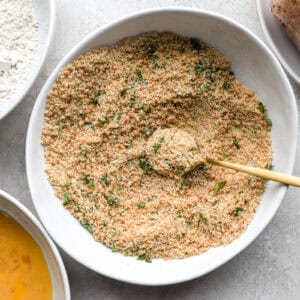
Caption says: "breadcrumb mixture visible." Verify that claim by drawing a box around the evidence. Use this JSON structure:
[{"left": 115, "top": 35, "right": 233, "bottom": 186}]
[{"left": 42, "top": 32, "right": 272, "bottom": 260}]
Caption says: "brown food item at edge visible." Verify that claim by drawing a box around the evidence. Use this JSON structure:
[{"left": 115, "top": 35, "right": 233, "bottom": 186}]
[{"left": 272, "top": 0, "right": 300, "bottom": 50}]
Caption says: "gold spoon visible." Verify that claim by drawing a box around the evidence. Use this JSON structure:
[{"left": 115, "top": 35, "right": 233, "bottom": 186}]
[
  {"left": 146, "top": 128, "right": 300, "bottom": 187},
  {"left": 207, "top": 159, "right": 300, "bottom": 187}
]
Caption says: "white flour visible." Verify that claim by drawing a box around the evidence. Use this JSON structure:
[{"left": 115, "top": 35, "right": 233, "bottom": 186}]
[{"left": 0, "top": 0, "right": 38, "bottom": 104}]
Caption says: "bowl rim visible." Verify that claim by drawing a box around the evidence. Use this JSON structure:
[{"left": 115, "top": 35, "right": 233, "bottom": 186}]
[
  {"left": 0, "top": 189, "right": 71, "bottom": 298},
  {"left": 256, "top": 0, "right": 300, "bottom": 84},
  {"left": 26, "top": 7, "right": 298, "bottom": 285},
  {"left": 0, "top": 0, "right": 56, "bottom": 120}
]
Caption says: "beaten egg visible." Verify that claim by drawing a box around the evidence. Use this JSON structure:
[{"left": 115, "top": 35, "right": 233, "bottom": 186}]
[{"left": 0, "top": 212, "right": 52, "bottom": 300}]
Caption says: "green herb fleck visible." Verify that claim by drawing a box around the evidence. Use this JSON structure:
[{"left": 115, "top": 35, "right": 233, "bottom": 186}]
[
  {"left": 129, "top": 93, "right": 138, "bottom": 108},
  {"left": 80, "top": 146, "right": 88, "bottom": 157},
  {"left": 79, "top": 113, "right": 86, "bottom": 120},
  {"left": 147, "top": 45, "right": 157, "bottom": 59},
  {"left": 176, "top": 210, "right": 182, "bottom": 217},
  {"left": 120, "top": 88, "right": 128, "bottom": 96},
  {"left": 133, "top": 245, "right": 140, "bottom": 252},
  {"left": 143, "top": 129, "right": 153, "bottom": 137},
  {"left": 244, "top": 199, "right": 249, "bottom": 205},
  {"left": 98, "top": 117, "right": 110, "bottom": 125},
  {"left": 191, "top": 145, "right": 199, "bottom": 151},
  {"left": 91, "top": 92, "right": 101, "bottom": 105},
  {"left": 135, "top": 69, "right": 144, "bottom": 82},
  {"left": 63, "top": 192, "right": 71, "bottom": 205},
  {"left": 203, "top": 85, "right": 213, "bottom": 92},
  {"left": 181, "top": 179, "right": 193, "bottom": 188},
  {"left": 214, "top": 181, "right": 226, "bottom": 196},
  {"left": 223, "top": 81, "right": 231, "bottom": 90},
  {"left": 62, "top": 182, "right": 71, "bottom": 189},
  {"left": 196, "top": 85, "right": 213, "bottom": 94},
  {"left": 263, "top": 115, "right": 272, "bottom": 126},
  {"left": 233, "top": 138, "right": 240, "bottom": 149},
  {"left": 111, "top": 246, "right": 118, "bottom": 253},
  {"left": 104, "top": 195, "right": 119, "bottom": 207},
  {"left": 137, "top": 253, "right": 152, "bottom": 263},
  {"left": 74, "top": 204, "right": 81, "bottom": 212},
  {"left": 195, "top": 60, "right": 208, "bottom": 73},
  {"left": 265, "top": 164, "right": 273, "bottom": 170},
  {"left": 100, "top": 173, "right": 109, "bottom": 186},
  {"left": 137, "top": 201, "right": 146, "bottom": 208},
  {"left": 153, "top": 137, "right": 164, "bottom": 153},
  {"left": 222, "top": 146, "right": 229, "bottom": 158},
  {"left": 101, "top": 222, "right": 107, "bottom": 228},
  {"left": 260, "top": 178, "right": 267, "bottom": 184},
  {"left": 113, "top": 113, "right": 122, "bottom": 121},
  {"left": 83, "top": 122, "right": 96, "bottom": 130},
  {"left": 233, "top": 207, "right": 244, "bottom": 216},
  {"left": 258, "top": 102, "right": 266, "bottom": 113},
  {"left": 81, "top": 174, "right": 95, "bottom": 188},
  {"left": 81, "top": 222, "right": 93, "bottom": 233},
  {"left": 198, "top": 212, "right": 207, "bottom": 224},
  {"left": 138, "top": 157, "right": 152, "bottom": 174}
]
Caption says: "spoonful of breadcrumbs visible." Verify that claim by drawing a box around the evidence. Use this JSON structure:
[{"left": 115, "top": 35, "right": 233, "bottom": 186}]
[{"left": 146, "top": 128, "right": 300, "bottom": 187}]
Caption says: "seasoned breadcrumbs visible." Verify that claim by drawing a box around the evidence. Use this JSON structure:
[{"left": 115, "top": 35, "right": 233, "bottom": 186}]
[{"left": 42, "top": 32, "right": 272, "bottom": 260}]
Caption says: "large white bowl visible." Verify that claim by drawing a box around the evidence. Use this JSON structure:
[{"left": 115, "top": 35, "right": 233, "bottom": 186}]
[
  {"left": 0, "top": 190, "right": 70, "bottom": 299},
  {"left": 26, "top": 8, "right": 297, "bottom": 285},
  {"left": 0, "top": 0, "right": 56, "bottom": 120},
  {"left": 256, "top": 0, "right": 300, "bottom": 83}
]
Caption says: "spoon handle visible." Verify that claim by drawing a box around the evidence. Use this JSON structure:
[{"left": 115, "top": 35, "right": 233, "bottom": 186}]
[{"left": 208, "top": 159, "right": 300, "bottom": 187}]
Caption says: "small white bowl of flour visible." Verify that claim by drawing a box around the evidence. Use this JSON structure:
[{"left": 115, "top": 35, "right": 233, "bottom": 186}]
[{"left": 0, "top": 0, "right": 55, "bottom": 120}]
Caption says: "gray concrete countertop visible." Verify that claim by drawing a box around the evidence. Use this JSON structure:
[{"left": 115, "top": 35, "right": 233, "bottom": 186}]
[{"left": 1, "top": 0, "right": 300, "bottom": 299}]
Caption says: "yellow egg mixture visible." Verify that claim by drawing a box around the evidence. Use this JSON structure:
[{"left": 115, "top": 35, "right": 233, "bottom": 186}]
[{"left": 0, "top": 212, "right": 52, "bottom": 300}]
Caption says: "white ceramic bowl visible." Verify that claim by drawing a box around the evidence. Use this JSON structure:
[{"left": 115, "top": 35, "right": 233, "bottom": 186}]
[
  {"left": 0, "top": 0, "right": 56, "bottom": 120},
  {"left": 256, "top": 0, "right": 300, "bottom": 83},
  {"left": 0, "top": 190, "right": 70, "bottom": 299},
  {"left": 26, "top": 8, "right": 297, "bottom": 285}
]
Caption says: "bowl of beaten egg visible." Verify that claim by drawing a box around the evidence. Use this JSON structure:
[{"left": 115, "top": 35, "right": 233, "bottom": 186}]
[
  {"left": 0, "top": 190, "right": 70, "bottom": 299},
  {"left": 26, "top": 8, "right": 297, "bottom": 285}
]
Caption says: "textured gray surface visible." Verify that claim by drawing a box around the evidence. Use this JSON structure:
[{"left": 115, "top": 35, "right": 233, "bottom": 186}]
[{"left": 0, "top": 0, "right": 300, "bottom": 299}]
